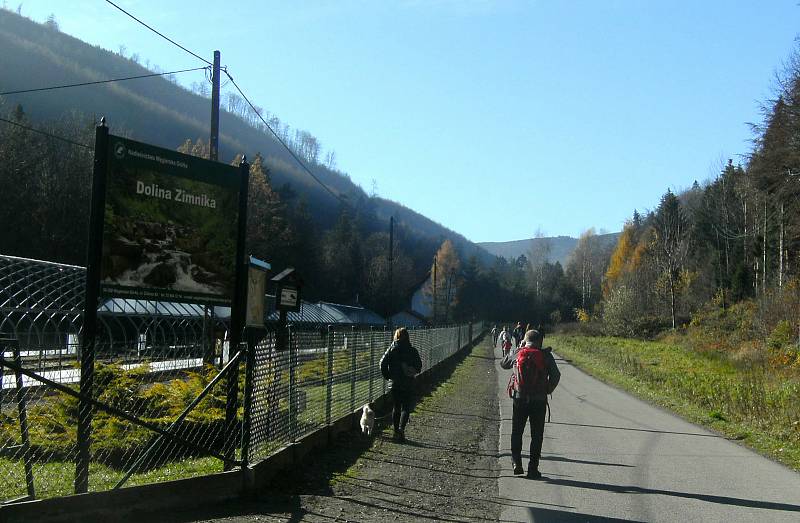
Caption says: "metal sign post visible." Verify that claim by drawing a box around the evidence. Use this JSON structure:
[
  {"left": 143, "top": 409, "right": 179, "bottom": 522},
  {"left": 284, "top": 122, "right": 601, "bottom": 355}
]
[
  {"left": 75, "top": 119, "right": 109, "bottom": 494},
  {"left": 241, "top": 256, "right": 270, "bottom": 473},
  {"left": 223, "top": 156, "right": 250, "bottom": 470}
]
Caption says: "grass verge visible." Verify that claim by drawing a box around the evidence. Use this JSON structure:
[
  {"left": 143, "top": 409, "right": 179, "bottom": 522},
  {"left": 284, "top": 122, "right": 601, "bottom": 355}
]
[{"left": 549, "top": 334, "right": 800, "bottom": 471}]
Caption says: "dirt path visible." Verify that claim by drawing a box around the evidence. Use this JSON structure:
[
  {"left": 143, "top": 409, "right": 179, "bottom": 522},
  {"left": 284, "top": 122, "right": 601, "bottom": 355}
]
[{"left": 150, "top": 336, "right": 500, "bottom": 523}]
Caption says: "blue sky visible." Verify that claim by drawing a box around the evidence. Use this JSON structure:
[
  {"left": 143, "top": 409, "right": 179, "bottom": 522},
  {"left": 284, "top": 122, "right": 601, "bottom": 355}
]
[{"left": 15, "top": 1, "right": 800, "bottom": 242}]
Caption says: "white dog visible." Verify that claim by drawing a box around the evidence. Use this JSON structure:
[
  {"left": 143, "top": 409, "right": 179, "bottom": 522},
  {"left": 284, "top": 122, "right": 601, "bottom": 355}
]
[{"left": 360, "top": 403, "right": 376, "bottom": 436}]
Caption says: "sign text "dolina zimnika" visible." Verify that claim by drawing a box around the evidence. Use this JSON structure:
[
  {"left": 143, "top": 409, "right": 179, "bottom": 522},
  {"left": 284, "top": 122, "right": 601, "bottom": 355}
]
[{"left": 136, "top": 181, "right": 217, "bottom": 209}]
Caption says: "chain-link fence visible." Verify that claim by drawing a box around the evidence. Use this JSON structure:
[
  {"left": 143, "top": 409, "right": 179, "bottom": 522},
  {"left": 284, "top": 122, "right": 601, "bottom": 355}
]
[
  {"left": 0, "top": 254, "right": 236, "bottom": 502},
  {"left": 0, "top": 254, "right": 484, "bottom": 503}
]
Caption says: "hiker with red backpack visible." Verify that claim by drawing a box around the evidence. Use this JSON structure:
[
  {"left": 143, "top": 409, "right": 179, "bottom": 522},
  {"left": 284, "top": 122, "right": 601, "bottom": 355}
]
[{"left": 500, "top": 329, "right": 560, "bottom": 479}]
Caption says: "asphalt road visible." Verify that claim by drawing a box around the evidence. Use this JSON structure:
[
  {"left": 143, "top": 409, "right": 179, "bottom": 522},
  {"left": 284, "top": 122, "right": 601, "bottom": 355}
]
[{"left": 495, "top": 345, "right": 800, "bottom": 523}]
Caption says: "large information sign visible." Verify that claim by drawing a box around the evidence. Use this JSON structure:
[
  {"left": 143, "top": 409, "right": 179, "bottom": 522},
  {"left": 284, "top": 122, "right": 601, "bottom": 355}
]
[{"left": 99, "top": 135, "right": 240, "bottom": 304}]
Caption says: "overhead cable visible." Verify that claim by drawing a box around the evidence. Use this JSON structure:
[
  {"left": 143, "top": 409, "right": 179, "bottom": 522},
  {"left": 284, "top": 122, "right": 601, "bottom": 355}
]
[
  {"left": 0, "top": 116, "right": 91, "bottom": 149},
  {"left": 103, "top": 0, "right": 212, "bottom": 65},
  {"left": 222, "top": 69, "right": 343, "bottom": 202},
  {"left": 0, "top": 66, "right": 209, "bottom": 96}
]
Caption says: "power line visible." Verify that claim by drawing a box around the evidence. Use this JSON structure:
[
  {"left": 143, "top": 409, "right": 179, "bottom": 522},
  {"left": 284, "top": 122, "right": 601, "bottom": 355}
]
[
  {"left": 0, "top": 116, "right": 91, "bottom": 149},
  {"left": 222, "top": 69, "right": 344, "bottom": 202},
  {"left": 105, "top": 1, "right": 343, "bottom": 203},
  {"left": 0, "top": 66, "right": 209, "bottom": 96},
  {"left": 103, "top": 0, "right": 212, "bottom": 66}
]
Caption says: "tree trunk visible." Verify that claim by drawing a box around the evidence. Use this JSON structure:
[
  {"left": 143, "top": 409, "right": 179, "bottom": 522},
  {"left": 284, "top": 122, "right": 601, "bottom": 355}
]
[
  {"left": 779, "top": 201, "right": 784, "bottom": 290},
  {"left": 669, "top": 269, "right": 676, "bottom": 330},
  {"left": 763, "top": 200, "right": 767, "bottom": 292}
]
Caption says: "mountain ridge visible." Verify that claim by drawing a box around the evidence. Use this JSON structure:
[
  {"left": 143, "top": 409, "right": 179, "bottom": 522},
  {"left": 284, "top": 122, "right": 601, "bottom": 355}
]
[
  {"left": 0, "top": 9, "right": 493, "bottom": 267},
  {"left": 479, "top": 232, "right": 620, "bottom": 267}
]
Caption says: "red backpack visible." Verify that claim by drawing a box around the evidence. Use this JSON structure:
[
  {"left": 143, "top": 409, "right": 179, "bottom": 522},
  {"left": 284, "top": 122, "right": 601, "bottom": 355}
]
[{"left": 507, "top": 347, "right": 548, "bottom": 399}]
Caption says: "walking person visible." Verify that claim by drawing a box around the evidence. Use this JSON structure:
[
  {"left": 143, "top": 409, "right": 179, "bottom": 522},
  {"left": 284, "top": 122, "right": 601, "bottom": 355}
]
[
  {"left": 501, "top": 329, "right": 560, "bottom": 479},
  {"left": 499, "top": 327, "right": 512, "bottom": 356},
  {"left": 380, "top": 327, "right": 422, "bottom": 443},
  {"left": 491, "top": 325, "right": 498, "bottom": 346},
  {"left": 513, "top": 322, "right": 525, "bottom": 347}
]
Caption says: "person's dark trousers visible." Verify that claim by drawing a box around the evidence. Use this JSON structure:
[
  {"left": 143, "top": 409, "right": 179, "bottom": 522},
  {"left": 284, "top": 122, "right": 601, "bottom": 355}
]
[
  {"left": 510, "top": 398, "right": 547, "bottom": 470},
  {"left": 391, "top": 386, "right": 414, "bottom": 432}
]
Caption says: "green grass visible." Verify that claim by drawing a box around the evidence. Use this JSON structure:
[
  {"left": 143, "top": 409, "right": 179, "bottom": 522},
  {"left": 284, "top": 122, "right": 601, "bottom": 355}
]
[
  {"left": 0, "top": 376, "right": 382, "bottom": 501},
  {"left": 0, "top": 455, "right": 221, "bottom": 501},
  {"left": 550, "top": 334, "right": 800, "bottom": 471}
]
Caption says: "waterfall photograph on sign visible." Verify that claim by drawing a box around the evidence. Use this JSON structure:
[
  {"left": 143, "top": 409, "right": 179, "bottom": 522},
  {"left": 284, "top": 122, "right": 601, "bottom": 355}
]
[{"left": 100, "top": 136, "right": 241, "bottom": 304}]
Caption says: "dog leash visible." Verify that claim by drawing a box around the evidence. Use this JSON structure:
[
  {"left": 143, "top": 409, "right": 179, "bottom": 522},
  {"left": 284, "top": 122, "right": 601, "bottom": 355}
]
[{"left": 546, "top": 394, "right": 552, "bottom": 423}]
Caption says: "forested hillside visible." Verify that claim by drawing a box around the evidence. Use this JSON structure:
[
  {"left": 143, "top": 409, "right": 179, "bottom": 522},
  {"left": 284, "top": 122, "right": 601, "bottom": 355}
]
[
  {"left": 0, "top": 8, "right": 504, "bottom": 316},
  {"left": 570, "top": 44, "right": 800, "bottom": 376},
  {"left": 0, "top": 10, "right": 490, "bottom": 262}
]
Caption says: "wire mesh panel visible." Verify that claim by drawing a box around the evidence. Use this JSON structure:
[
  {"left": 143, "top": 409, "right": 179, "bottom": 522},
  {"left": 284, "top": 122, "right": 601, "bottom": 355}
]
[
  {"left": 250, "top": 332, "right": 291, "bottom": 460},
  {"left": 329, "top": 330, "right": 350, "bottom": 422},
  {"left": 0, "top": 341, "right": 79, "bottom": 501},
  {"left": 248, "top": 330, "right": 276, "bottom": 462},
  {"left": 0, "top": 255, "right": 240, "bottom": 501},
  {"left": 291, "top": 328, "right": 327, "bottom": 442},
  {"left": 0, "top": 255, "right": 487, "bottom": 501}
]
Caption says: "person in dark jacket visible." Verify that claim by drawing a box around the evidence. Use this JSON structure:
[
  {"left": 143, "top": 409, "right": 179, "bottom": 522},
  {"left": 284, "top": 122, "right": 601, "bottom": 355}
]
[
  {"left": 512, "top": 322, "right": 526, "bottom": 347},
  {"left": 500, "top": 329, "right": 560, "bottom": 479},
  {"left": 380, "top": 327, "right": 422, "bottom": 443}
]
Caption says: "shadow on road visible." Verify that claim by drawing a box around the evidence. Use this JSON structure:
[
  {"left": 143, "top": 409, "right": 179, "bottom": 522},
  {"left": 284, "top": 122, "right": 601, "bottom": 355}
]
[
  {"left": 341, "top": 475, "right": 574, "bottom": 510},
  {"left": 502, "top": 506, "right": 644, "bottom": 522},
  {"left": 541, "top": 454, "right": 634, "bottom": 467},
  {"left": 549, "top": 421, "right": 720, "bottom": 438},
  {"left": 543, "top": 477, "right": 800, "bottom": 513}
]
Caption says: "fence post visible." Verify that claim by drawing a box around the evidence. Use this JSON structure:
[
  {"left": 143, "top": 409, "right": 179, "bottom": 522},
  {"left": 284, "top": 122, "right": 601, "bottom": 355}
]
[
  {"left": 240, "top": 329, "right": 257, "bottom": 472},
  {"left": 368, "top": 327, "right": 375, "bottom": 401},
  {"left": 3, "top": 340, "right": 35, "bottom": 499},
  {"left": 325, "top": 325, "right": 333, "bottom": 426},
  {"left": 288, "top": 327, "right": 297, "bottom": 442},
  {"left": 349, "top": 326, "right": 357, "bottom": 417},
  {"left": 382, "top": 325, "right": 387, "bottom": 396}
]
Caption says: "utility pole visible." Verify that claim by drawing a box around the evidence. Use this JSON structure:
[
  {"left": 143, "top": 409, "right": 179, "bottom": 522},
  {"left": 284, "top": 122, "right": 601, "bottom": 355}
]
[
  {"left": 205, "top": 50, "right": 221, "bottom": 365},
  {"left": 210, "top": 50, "right": 221, "bottom": 161}
]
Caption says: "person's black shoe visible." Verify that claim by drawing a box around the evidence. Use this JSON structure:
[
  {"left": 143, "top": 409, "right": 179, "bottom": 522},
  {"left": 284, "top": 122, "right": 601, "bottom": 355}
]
[
  {"left": 526, "top": 468, "right": 542, "bottom": 480},
  {"left": 512, "top": 462, "right": 524, "bottom": 475},
  {"left": 397, "top": 429, "right": 406, "bottom": 443}
]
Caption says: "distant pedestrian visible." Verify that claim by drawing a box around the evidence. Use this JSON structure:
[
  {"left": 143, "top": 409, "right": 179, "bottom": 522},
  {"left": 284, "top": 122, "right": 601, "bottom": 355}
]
[
  {"left": 499, "top": 328, "right": 512, "bottom": 356},
  {"left": 491, "top": 325, "right": 498, "bottom": 346},
  {"left": 380, "top": 327, "right": 422, "bottom": 443},
  {"left": 513, "top": 322, "right": 525, "bottom": 347},
  {"left": 501, "top": 329, "right": 560, "bottom": 479}
]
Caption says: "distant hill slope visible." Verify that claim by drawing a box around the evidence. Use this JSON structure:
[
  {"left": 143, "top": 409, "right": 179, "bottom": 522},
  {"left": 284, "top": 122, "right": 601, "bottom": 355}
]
[
  {"left": 0, "top": 9, "right": 493, "bottom": 265},
  {"left": 479, "top": 232, "right": 620, "bottom": 267}
]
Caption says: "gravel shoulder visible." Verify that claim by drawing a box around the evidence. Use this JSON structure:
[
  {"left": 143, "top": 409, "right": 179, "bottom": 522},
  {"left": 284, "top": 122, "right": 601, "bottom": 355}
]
[{"left": 148, "top": 336, "right": 500, "bottom": 523}]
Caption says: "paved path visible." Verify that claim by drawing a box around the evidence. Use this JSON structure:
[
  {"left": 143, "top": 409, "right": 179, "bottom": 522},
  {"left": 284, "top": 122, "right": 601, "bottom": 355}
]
[{"left": 495, "top": 345, "right": 800, "bottom": 522}]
